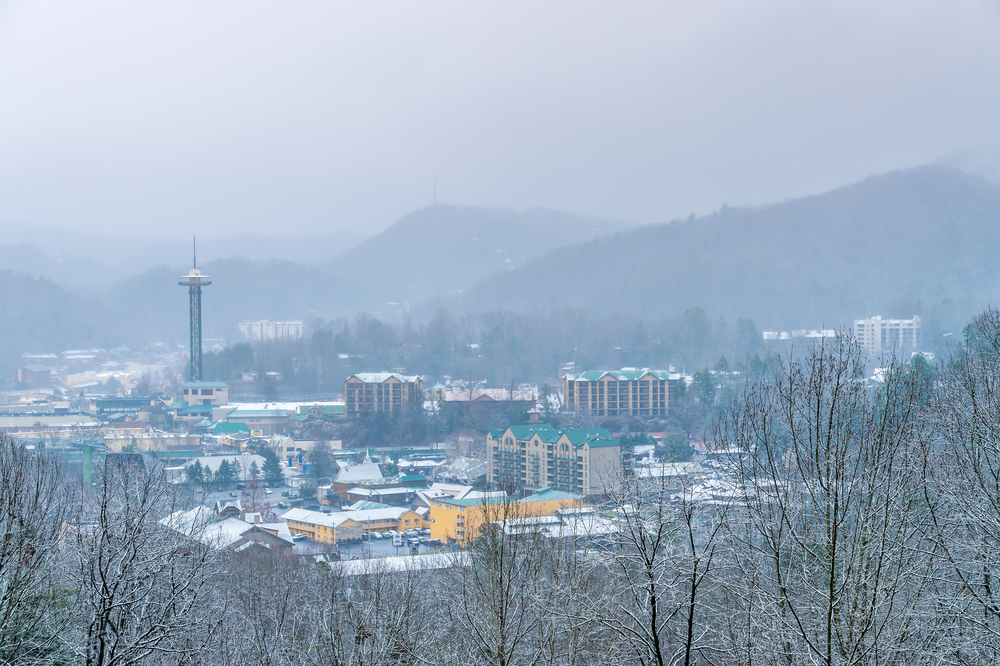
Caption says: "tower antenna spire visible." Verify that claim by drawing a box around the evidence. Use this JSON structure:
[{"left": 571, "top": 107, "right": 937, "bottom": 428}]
[{"left": 180, "top": 243, "right": 211, "bottom": 381}]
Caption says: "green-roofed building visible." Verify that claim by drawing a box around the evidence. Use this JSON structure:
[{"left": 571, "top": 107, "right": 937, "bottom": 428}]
[
  {"left": 563, "top": 368, "right": 675, "bottom": 417},
  {"left": 209, "top": 421, "right": 250, "bottom": 437},
  {"left": 487, "top": 424, "right": 621, "bottom": 496}
]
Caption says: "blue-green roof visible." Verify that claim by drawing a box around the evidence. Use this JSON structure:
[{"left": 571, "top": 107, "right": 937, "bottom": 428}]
[
  {"left": 399, "top": 475, "right": 427, "bottom": 483},
  {"left": 587, "top": 436, "right": 622, "bottom": 448},
  {"left": 352, "top": 501, "right": 391, "bottom": 510},
  {"left": 210, "top": 421, "right": 250, "bottom": 435},
  {"left": 177, "top": 404, "right": 215, "bottom": 414},
  {"left": 522, "top": 487, "right": 582, "bottom": 503},
  {"left": 497, "top": 425, "right": 615, "bottom": 449},
  {"left": 227, "top": 410, "right": 287, "bottom": 418}
]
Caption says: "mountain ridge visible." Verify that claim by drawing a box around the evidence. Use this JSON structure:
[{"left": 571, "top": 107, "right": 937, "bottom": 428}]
[{"left": 458, "top": 165, "right": 1000, "bottom": 330}]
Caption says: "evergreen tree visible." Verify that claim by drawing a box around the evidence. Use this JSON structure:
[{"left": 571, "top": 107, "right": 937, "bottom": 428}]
[
  {"left": 260, "top": 448, "right": 285, "bottom": 487},
  {"left": 185, "top": 460, "right": 204, "bottom": 484},
  {"left": 215, "top": 458, "right": 237, "bottom": 486}
]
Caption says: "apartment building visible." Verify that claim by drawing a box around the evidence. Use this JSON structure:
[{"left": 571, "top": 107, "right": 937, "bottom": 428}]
[
  {"left": 238, "top": 320, "right": 304, "bottom": 341},
  {"left": 179, "top": 381, "right": 230, "bottom": 406},
  {"left": 853, "top": 315, "right": 922, "bottom": 356},
  {"left": 487, "top": 424, "right": 621, "bottom": 495},
  {"left": 563, "top": 368, "right": 671, "bottom": 417},
  {"left": 344, "top": 373, "right": 423, "bottom": 417}
]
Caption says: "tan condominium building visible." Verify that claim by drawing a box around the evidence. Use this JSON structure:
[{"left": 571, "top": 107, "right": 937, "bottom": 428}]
[
  {"left": 344, "top": 373, "right": 423, "bottom": 417},
  {"left": 563, "top": 368, "right": 671, "bottom": 417},
  {"left": 853, "top": 315, "right": 921, "bottom": 357},
  {"left": 487, "top": 424, "right": 621, "bottom": 496}
]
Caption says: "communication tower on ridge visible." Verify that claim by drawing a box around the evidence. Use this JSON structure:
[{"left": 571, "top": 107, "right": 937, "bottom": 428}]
[{"left": 178, "top": 237, "right": 211, "bottom": 381}]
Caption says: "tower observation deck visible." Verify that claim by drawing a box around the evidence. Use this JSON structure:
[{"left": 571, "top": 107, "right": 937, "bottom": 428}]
[{"left": 179, "top": 240, "right": 211, "bottom": 381}]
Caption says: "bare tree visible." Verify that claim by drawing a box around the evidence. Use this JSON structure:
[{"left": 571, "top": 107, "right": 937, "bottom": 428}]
[
  {"left": 442, "top": 495, "right": 550, "bottom": 666},
  {"left": 924, "top": 307, "right": 1000, "bottom": 661},
  {"left": 0, "top": 434, "right": 69, "bottom": 665},
  {"left": 597, "top": 465, "right": 727, "bottom": 666},
  {"left": 65, "top": 456, "right": 221, "bottom": 666},
  {"left": 715, "top": 336, "right": 930, "bottom": 665},
  {"left": 309, "top": 557, "right": 441, "bottom": 666}
]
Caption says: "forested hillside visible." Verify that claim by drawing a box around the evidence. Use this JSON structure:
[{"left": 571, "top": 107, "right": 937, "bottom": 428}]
[
  {"left": 462, "top": 166, "right": 1000, "bottom": 329},
  {"left": 0, "top": 270, "right": 112, "bottom": 371},
  {"left": 323, "top": 205, "right": 632, "bottom": 304}
]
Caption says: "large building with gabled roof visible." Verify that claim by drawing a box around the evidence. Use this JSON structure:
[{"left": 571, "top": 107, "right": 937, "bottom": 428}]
[
  {"left": 487, "top": 424, "right": 621, "bottom": 496},
  {"left": 562, "top": 368, "right": 671, "bottom": 417},
  {"left": 344, "top": 372, "right": 423, "bottom": 417}
]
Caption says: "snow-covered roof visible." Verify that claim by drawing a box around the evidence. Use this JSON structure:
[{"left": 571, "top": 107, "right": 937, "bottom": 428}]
[
  {"left": 283, "top": 508, "right": 361, "bottom": 528},
  {"left": 349, "top": 372, "right": 420, "bottom": 384},
  {"left": 160, "top": 507, "right": 254, "bottom": 549},
  {"left": 336, "top": 463, "right": 383, "bottom": 483},
  {"left": 328, "top": 552, "right": 470, "bottom": 576}
]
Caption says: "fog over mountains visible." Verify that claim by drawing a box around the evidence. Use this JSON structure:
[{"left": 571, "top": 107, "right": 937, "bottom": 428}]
[
  {"left": 1, "top": 163, "right": 999, "bottom": 370},
  {"left": 462, "top": 165, "right": 1000, "bottom": 329},
  {"left": 323, "top": 205, "right": 633, "bottom": 304}
]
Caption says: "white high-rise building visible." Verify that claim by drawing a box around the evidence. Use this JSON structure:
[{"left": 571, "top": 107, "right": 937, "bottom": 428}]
[
  {"left": 238, "top": 320, "right": 304, "bottom": 342},
  {"left": 853, "top": 315, "right": 921, "bottom": 356}
]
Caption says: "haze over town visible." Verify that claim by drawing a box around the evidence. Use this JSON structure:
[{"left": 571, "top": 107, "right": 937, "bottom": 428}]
[{"left": 2, "top": 3, "right": 1000, "bottom": 665}]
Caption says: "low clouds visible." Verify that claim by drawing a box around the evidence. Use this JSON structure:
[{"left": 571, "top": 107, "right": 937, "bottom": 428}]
[{"left": 0, "top": 1, "right": 997, "bottom": 238}]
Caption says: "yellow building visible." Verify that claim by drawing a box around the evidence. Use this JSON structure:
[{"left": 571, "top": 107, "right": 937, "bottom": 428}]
[
  {"left": 343, "top": 506, "right": 425, "bottom": 534},
  {"left": 345, "top": 373, "right": 423, "bottom": 418},
  {"left": 427, "top": 488, "right": 585, "bottom": 545},
  {"left": 563, "top": 368, "right": 671, "bottom": 417},
  {"left": 283, "top": 506, "right": 424, "bottom": 544},
  {"left": 282, "top": 508, "right": 362, "bottom": 545},
  {"left": 487, "top": 424, "right": 622, "bottom": 495}
]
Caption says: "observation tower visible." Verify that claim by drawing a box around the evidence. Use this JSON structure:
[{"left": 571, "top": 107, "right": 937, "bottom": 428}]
[{"left": 178, "top": 239, "right": 211, "bottom": 381}]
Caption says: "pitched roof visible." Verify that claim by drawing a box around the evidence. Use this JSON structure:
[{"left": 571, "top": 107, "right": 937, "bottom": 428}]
[
  {"left": 210, "top": 421, "right": 250, "bottom": 435},
  {"left": 181, "top": 381, "right": 230, "bottom": 388},
  {"left": 499, "top": 425, "right": 617, "bottom": 449},
  {"left": 175, "top": 404, "right": 215, "bottom": 414},
  {"left": 336, "top": 463, "right": 383, "bottom": 483},
  {"left": 348, "top": 373, "right": 420, "bottom": 384},
  {"left": 283, "top": 508, "right": 360, "bottom": 528},
  {"left": 522, "top": 487, "right": 583, "bottom": 503},
  {"left": 565, "top": 368, "right": 671, "bottom": 382}
]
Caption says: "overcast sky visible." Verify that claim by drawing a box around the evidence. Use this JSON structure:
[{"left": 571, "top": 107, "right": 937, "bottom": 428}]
[{"left": 0, "top": 1, "right": 998, "bottom": 240}]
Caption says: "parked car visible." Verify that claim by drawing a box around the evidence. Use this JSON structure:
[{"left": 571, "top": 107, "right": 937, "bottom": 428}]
[
  {"left": 264, "top": 488, "right": 272, "bottom": 494},
  {"left": 305, "top": 504, "right": 321, "bottom": 511},
  {"left": 292, "top": 534, "right": 307, "bottom": 541},
  {"left": 236, "top": 483, "right": 246, "bottom": 490},
  {"left": 277, "top": 502, "right": 288, "bottom": 509},
  {"left": 229, "top": 492, "right": 237, "bottom": 498},
  {"left": 370, "top": 532, "right": 383, "bottom": 540},
  {"left": 281, "top": 491, "right": 289, "bottom": 497}
]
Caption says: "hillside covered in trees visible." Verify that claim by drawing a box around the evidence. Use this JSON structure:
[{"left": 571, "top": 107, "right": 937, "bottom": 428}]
[{"left": 462, "top": 166, "right": 1000, "bottom": 329}]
